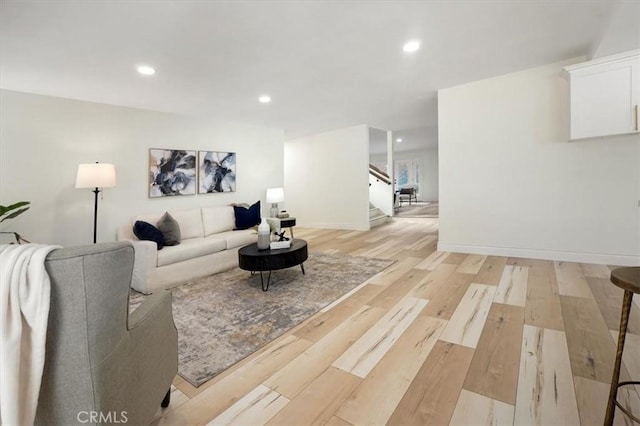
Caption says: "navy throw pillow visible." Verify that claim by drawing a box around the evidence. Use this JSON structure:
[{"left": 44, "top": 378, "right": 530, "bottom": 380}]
[
  {"left": 133, "top": 220, "right": 165, "bottom": 250},
  {"left": 233, "top": 200, "right": 261, "bottom": 230}
]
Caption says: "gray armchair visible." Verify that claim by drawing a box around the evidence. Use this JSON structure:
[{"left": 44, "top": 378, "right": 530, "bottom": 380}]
[{"left": 35, "top": 242, "right": 178, "bottom": 425}]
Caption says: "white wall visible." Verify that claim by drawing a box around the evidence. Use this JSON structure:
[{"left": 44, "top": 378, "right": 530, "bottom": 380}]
[
  {"left": 369, "top": 153, "right": 387, "bottom": 171},
  {"left": 0, "top": 90, "right": 284, "bottom": 246},
  {"left": 284, "top": 125, "right": 370, "bottom": 230},
  {"left": 369, "top": 173, "right": 393, "bottom": 216},
  {"left": 591, "top": 1, "right": 640, "bottom": 59},
  {"left": 393, "top": 148, "right": 439, "bottom": 201},
  {"left": 421, "top": 149, "right": 438, "bottom": 201},
  {"left": 368, "top": 127, "right": 388, "bottom": 169},
  {"left": 369, "top": 128, "right": 393, "bottom": 216},
  {"left": 438, "top": 58, "right": 640, "bottom": 266}
]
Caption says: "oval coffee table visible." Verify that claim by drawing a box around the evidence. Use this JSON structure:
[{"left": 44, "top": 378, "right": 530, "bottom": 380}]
[{"left": 238, "top": 239, "right": 308, "bottom": 291}]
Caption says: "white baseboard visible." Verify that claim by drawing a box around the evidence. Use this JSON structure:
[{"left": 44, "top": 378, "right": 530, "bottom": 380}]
[{"left": 437, "top": 242, "right": 640, "bottom": 266}]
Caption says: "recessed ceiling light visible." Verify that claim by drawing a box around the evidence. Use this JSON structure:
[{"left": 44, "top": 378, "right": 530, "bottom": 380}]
[
  {"left": 259, "top": 95, "right": 271, "bottom": 104},
  {"left": 137, "top": 65, "right": 156, "bottom": 76},
  {"left": 402, "top": 40, "right": 421, "bottom": 53},
  {"left": 396, "top": 138, "right": 403, "bottom": 142}
]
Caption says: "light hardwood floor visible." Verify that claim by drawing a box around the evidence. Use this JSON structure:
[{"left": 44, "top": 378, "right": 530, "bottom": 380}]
[{"left": 154, "top": 218, "right": 639, "bottom": 426}]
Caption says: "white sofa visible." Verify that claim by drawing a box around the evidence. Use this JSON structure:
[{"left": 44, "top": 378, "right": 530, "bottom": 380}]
[{"left": 116, "top": 205, "right": 257, "bottom": 294}]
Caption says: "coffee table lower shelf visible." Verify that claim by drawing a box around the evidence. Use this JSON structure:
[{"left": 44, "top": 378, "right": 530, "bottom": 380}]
[{"left": 238, "top": 239, "right": 308, "bottom": 291}]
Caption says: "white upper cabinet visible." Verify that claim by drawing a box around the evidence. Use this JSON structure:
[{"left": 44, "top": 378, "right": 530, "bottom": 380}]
[{"left": 565, "top": 50, "right": 639, "bottom": 140}]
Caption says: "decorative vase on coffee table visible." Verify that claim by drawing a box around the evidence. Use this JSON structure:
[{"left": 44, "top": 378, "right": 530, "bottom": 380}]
[{"left": 257, "top": 217, "right": 270, "bottom": 250}]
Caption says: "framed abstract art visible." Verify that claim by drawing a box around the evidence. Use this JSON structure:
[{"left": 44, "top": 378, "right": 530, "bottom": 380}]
[
  {"left": 198, "top": 151, "right": 236, "bottom": 194},
  {"left": 148, "top": 149, "right": 197, "bottom": 197}
]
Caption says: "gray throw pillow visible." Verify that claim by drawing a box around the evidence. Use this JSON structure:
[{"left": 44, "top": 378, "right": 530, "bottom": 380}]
[{"left": 157, "top": 212, "right": 181, "bottom": 246}]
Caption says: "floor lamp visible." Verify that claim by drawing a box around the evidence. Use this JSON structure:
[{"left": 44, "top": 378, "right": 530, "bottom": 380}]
[{"left": 75, "top": 162, "right": 116, "bottom": 243}]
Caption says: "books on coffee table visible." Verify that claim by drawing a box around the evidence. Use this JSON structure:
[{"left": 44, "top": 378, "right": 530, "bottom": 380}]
[{"left": 270, "top": 241, "right": 291, "bottom": 250}]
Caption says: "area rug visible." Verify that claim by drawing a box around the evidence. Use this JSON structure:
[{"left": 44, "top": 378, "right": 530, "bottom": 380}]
[{"left": 129, "top": 252, "right": 394, "bottom": 387}]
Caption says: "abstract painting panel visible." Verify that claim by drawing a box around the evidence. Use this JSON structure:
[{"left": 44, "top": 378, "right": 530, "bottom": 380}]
[
  {"left": 198, "top": 151, "right": 236, "bottom": 193},
  {"left": 149, "top": 149, "right": 197, "bottom": 197}
]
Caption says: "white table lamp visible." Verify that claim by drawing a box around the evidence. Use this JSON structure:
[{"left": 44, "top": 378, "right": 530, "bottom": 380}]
[{"left": 266, "top": 187, "right": 284, "bottom": 218}]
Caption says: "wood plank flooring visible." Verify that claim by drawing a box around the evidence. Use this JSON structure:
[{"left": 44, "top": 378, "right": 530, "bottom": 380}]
[{"left": 154, "top": 218, "right": 640, "bottom": 426}]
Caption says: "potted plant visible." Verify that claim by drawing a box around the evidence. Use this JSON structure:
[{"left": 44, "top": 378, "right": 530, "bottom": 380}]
[{"left": 0, "top": 201, "right": 31, "bottom": 244}]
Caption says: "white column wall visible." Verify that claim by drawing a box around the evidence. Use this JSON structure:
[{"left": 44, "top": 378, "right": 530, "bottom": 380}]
[{"left": 284, "top": 125, "right": 370, "bottom": 230}]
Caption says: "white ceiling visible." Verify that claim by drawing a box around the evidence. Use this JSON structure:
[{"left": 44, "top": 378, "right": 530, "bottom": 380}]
[{"left": 0, "top": 0, "right": 619, "bottom": 148}]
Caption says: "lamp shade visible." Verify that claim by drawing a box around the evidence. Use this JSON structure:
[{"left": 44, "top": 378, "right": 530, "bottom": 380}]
[
  {"left": 266, "top": 187, "right": 284, "bottom": 203},
  {"left": 75, "top": 163, "right": 117, "bottom": 189}
]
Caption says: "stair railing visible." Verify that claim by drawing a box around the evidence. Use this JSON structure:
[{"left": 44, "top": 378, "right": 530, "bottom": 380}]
[{"left": 369, "top": 164, "right": 391, "bottom": 185}]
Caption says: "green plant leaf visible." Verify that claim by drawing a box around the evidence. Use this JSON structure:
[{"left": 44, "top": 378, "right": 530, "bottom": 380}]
[
  {"left": 0, "top": 207, "right": 29, "bottom": 223},
  {"left": 0, "top": 201, "right": 30, "bottom": 223},
  {"left": 0, "top": 201, "right": 30, "bottom": 217}
]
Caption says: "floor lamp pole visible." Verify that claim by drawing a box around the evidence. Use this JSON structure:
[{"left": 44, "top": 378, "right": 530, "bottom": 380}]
[{"left": 92, "top": 187, "right": 100, "bottom": 244}]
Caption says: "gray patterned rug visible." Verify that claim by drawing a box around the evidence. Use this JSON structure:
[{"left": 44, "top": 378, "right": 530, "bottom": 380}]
[{"left": 130, "top": 252, "right": 394, "bottom": 387}]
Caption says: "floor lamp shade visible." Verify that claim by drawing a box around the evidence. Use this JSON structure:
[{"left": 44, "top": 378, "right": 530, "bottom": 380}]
[
  {"left": 75, "top": 163, "right": 116, "bottom": 189},
  {"left": 266, "top": 187, "right": 284, "bottom": 218},
  {"left": 76, "top": 163, "right": 116, "bottom": 244}
]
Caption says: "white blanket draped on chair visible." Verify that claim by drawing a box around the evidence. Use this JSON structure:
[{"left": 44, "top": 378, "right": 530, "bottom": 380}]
[{"left": 0, "top": 244, "right": 59, "bottom": 426}]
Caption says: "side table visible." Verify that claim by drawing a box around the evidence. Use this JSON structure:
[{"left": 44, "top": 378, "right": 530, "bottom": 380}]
[
  {"left": 605, "top": 266, "right": 640, "bottom": 425},
  {"left": 268, "top": 217, "right": 296, "bottom": 239},
  {"left": 278, "top": 217, "right": 296, "bottom": 238}
]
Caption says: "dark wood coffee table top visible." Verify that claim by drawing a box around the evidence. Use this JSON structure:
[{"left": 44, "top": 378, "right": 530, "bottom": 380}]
[{"left": 238, "top": 239, "right": 308, "bottom": 273}]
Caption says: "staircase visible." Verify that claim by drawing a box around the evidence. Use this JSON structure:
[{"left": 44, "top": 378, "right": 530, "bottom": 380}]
[{"left": 369, "top": 202, "right": 389, "bottom": 228}]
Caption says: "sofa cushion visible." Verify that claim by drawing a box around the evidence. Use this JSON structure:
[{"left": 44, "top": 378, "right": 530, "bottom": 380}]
[
  {"left": 202, "top": 206, "right": 236, "bottom": 236},
  {"left": 168, "top": 208, "right": 204, "bottom": 239},
  {"left": 156, "top": 237, "right": 226, "bottom": 267},
  {"left": 133, "top": 221, "right": 165, "bottom": 250},
  {"left": 157, "top": 212, "right": 181, "bottom": 246},
  {"left": 210, "top": 229, "right": 257, "bottom": 249},
  {"left": 233, "top": 201, "right": 261, "bottom": 230}
]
